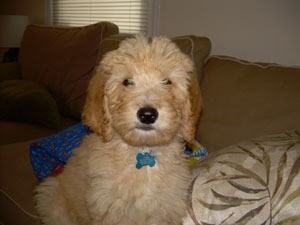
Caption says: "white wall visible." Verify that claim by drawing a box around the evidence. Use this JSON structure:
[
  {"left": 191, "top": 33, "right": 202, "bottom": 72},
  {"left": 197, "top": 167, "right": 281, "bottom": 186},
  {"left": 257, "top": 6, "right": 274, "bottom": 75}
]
[{"left": 159, "top": 0, "right": 300, "bottom": 66}]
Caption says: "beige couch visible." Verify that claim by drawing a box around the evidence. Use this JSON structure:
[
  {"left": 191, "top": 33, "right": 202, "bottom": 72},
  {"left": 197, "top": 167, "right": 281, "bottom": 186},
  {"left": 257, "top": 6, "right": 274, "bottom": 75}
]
[{"left": 1, "top": 22, "right": 300, "bottom": 225}]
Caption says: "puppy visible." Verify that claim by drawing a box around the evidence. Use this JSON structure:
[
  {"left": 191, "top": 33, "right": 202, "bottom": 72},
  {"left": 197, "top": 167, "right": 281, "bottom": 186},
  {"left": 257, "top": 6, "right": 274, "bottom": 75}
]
[{"left": 35, "top": 35, "right": 202, "bottom": 225}]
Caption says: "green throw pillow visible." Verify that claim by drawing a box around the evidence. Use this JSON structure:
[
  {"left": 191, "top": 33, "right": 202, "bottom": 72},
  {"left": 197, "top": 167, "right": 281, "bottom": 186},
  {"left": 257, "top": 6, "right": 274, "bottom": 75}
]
[{"left": 0, "top": 80, "right": 61, "bottom": 128}]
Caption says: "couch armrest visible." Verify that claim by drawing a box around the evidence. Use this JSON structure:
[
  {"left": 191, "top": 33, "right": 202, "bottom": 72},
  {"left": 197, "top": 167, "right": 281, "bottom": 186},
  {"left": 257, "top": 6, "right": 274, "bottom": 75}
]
[{"left": 0, "top": 62, "right": 21, "bottom": 82}]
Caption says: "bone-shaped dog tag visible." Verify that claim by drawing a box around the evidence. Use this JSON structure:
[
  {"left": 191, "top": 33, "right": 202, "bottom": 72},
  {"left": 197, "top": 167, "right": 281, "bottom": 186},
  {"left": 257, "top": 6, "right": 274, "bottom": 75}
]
[{"left": 136, "top": 152, "right": 156, "bottom": 169}]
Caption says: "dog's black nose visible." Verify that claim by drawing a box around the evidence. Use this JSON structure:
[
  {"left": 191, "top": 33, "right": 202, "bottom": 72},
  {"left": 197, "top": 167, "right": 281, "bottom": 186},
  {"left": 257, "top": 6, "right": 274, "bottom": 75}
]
[{"left": 137, "top": 107, "right": 158, "bottom": 124}]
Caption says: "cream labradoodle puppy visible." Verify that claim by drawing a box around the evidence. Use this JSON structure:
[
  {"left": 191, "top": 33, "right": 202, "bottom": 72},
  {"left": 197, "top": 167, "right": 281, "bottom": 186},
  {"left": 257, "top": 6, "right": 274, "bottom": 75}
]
[{"left": 35, "top": 35, "right": 202, "bottom": 225}]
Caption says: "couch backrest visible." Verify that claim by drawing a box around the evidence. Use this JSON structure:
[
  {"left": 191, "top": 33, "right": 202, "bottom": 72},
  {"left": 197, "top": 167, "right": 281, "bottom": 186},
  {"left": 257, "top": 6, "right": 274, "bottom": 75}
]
[
  {"left": 19, "top": 22, "right": 119, "bottom": 119},
  {"left": 197, "top": 55, "right": 300, "bottom": 151}
]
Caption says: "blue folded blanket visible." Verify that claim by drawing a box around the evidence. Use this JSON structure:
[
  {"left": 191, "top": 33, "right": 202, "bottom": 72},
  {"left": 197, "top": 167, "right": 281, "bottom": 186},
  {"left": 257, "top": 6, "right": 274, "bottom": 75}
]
[{"left": 30, "top": 123, "right": 90, "bottom": 181}]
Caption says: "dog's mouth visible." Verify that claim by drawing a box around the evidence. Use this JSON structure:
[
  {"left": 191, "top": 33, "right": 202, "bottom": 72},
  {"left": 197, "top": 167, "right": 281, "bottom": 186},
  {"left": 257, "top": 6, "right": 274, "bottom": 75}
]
[{"left": 136, "top": 125, "right": 155, "bottom": 131}]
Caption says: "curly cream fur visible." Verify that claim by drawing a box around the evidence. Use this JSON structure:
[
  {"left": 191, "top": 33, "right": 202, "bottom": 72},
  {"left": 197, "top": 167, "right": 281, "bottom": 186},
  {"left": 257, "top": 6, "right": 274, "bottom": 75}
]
[{"left": 35, "top": 35, "right": 202, "bottom": 225}]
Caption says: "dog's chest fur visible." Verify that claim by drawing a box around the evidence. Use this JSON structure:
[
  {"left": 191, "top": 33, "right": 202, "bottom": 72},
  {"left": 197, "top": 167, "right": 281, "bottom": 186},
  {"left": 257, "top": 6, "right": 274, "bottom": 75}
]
[{"left": 78, "top": 134, "right": 191, "bottom": 224}]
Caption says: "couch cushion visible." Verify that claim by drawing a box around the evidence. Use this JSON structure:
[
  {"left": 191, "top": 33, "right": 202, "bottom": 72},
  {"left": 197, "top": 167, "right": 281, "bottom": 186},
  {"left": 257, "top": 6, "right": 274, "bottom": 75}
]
[
  {"left": 197, "top": 56, "right": 300, "bottom": 152},
  {"left": 172, "top": 35, "right": 211, "bottom": 80},
  {"left": 185, "top": 129, "right": 300, "bottom": 225},
  {"left": 0, "top": 118, "right": 77, "bottom": 146},
  {"left": 0, "top": 140, "right": 41, "bottom": 225},
  {"left": 0, "top": 62, "right": 21, "bottom": 82},
  {"left": 0, "top": 80, "right": 61, "bottom": 128},
  {"left": 19, "top": 22, "right": 119, "bottom": 119}
]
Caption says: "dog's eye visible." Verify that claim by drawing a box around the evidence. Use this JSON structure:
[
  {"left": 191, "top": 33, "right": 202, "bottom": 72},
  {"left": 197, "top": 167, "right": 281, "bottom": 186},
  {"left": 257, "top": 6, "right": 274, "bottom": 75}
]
[
  {"left": 123, "top": 78, "right": 135, "bottom": 87},
  {"left": 161, "top": 79, "right": 172, "bottom": 85}
]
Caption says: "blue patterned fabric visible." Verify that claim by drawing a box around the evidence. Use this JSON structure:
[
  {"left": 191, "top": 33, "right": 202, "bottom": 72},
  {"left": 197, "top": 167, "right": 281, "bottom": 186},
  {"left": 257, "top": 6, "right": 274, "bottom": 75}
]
[
  {"left": 30, "top": 123, "right": 90, "bottom": 181},
  {"left": 185, "top": 141, "right": 208, "bottom": 168}
]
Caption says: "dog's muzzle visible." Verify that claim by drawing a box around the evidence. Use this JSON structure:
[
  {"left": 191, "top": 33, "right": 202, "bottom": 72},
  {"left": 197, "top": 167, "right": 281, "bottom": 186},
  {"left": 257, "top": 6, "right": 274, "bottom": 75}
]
[{"left": 137, "top": 107, "right": 158, "bottom": 125}]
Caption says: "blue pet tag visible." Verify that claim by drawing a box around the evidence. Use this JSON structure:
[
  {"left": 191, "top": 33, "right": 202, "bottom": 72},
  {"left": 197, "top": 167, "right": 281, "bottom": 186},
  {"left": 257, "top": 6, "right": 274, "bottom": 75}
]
[{"left": 136, "top": 152, "right": 156, "bottom": 169}]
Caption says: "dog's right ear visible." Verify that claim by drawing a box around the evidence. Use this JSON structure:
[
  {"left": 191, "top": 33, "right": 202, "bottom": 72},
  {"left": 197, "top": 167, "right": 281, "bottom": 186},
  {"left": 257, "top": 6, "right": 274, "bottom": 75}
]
[{"left": 82, "top": 67, "right": 113, "bottom": 142}]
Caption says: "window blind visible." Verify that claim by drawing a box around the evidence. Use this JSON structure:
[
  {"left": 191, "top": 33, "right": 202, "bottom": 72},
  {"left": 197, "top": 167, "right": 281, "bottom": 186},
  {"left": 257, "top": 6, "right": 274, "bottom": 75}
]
[{"left": 49, "top": 0, "right": 155, "bottom": 35}]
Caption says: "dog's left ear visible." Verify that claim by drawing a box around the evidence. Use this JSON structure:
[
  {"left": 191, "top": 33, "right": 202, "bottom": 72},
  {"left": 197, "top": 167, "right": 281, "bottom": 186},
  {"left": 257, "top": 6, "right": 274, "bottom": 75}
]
[
  {"left": 180, "top": 72, "right": 202, "bottom": 144},
  {"left": 82, "top": 67, "right": 113, "bottom": 142}
]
